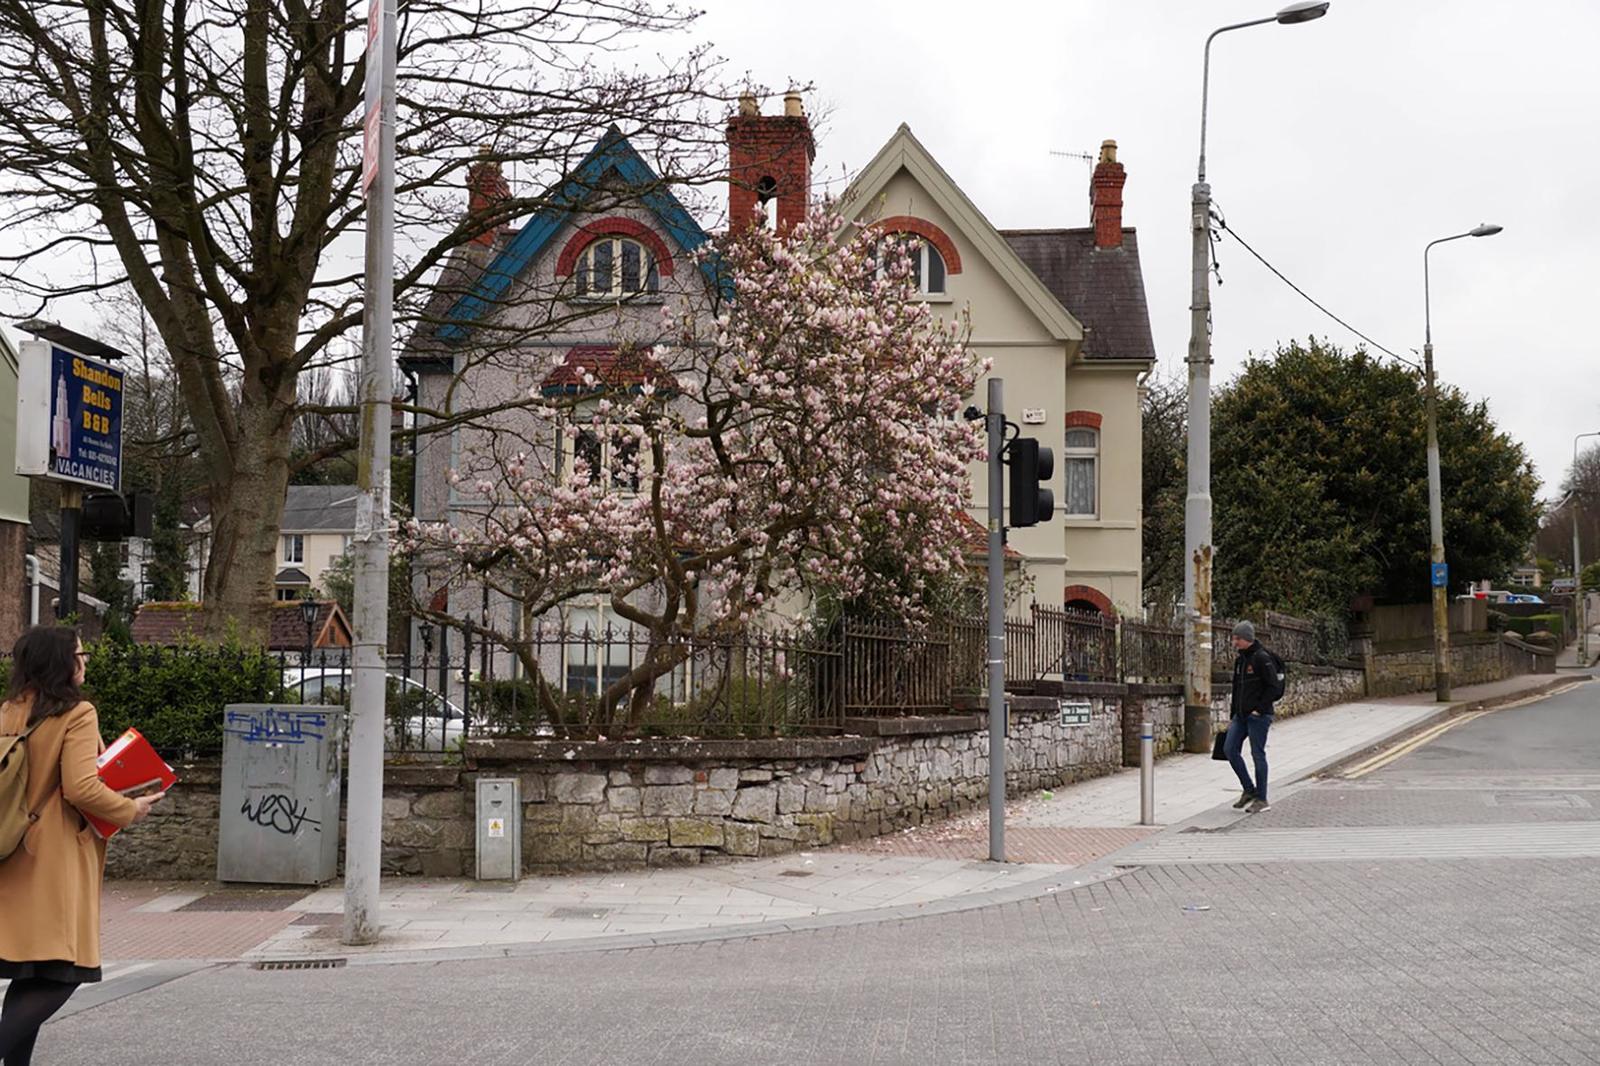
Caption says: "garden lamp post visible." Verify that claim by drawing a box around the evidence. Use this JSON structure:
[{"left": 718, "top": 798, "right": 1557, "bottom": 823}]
[
  {"left": 1423, "top": 223, "right": 1502, "bottom": 701},
  {"left": 299, "top": 596, "right": 320, "bottom": 671},
  {"left": 1183, "top": 0, "right": 1331, "bottom": 751}
]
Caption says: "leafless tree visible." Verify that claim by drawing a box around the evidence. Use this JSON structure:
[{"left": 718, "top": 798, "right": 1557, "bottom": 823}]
[{"left": 0, "top": 0, "right": 732, "bottom": 636}]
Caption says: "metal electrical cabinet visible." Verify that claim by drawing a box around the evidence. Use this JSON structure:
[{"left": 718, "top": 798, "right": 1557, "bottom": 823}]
[
  {"left": 475, "top": 777, "right": 521, "bottom": 881},
  {"left": 218, "top": 704, "right": 345, "bottom": 885}
]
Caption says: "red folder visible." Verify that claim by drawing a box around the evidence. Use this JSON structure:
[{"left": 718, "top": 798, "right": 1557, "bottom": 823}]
[{"left": 87, "top": 728, "right": 178, "bottom": 839}]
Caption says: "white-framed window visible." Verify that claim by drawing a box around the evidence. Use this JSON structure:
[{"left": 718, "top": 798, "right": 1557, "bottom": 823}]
[
  {"left": 877, "top": 235, "right": 947, "bottom": 296},
  {"left": 1063, "top": 427, "right": 1099, "bottom": 517},
  {"left": 282, "top": 534, "right": 305, "bottom": 564},
  {"left": 561, "top": 425, "right": 643, "bottom": 493},
  {"left": 573, "top": 236, "right": 659, "bottom": 298},
  {"left": 564, "top": 605, "right": 633, "bottom": 696}
]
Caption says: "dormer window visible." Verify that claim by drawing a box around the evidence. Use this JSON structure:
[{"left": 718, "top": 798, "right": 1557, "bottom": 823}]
[
  {"left": 877, "top": 235, "right": 947, "bottom": 296},
  {"left": 574, "top": 236, "right": 659, "bottom": 298}
]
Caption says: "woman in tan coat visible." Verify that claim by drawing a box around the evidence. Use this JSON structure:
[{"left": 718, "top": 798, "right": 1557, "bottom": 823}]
[{"left": 0, "top": 626, "right": 160, "bottom": 1064}]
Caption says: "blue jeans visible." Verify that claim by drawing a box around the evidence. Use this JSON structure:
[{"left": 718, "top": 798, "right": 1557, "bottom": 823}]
[{"left": 1225, "top": 712, "right": 1273, "bottom": 802}]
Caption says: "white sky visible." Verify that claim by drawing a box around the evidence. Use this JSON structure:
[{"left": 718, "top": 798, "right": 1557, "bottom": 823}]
[
  {"left": 8, "top": 0, "right": 1594, "bottom": 494},
  {"left": 693, "top": 0, "right": 1600, "bottom": 492}
]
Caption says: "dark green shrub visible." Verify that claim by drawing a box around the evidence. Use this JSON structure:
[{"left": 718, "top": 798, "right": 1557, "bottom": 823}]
[
  {"left": 1504, "top": 614, "right": 1565, "bottom": 643},
  {"left": 81, "top": 639, "right": 287, "bottom": 756}
]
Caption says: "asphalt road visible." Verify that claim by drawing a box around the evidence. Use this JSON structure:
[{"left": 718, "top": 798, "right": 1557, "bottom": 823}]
[{"left": 31, "top": 679, "right": 1600, "bottom": 1066}]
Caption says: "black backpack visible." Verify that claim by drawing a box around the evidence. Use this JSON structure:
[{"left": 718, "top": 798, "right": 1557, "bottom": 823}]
[{"left": 1262, "top": 647, "right": 1287, "bottom": 702}]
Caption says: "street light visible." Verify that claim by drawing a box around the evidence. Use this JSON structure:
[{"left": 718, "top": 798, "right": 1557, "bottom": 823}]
[
  {"left": 1574, "top": 431, "right": 1600, "bottom": 663},
  {"left": 1422, "top": 223, "right": 1503, "bottom": 701},
  {"left": 1182, "top": 1, "right": 1331, "bottom": 752},
  {"left": 299, "top": 596, "right": 320, "bottom": 670}
]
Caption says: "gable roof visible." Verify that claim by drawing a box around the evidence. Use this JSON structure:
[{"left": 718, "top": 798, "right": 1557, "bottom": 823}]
[
  {"left": 838, "top": 124, "right": 1084, "bottom": 346},
  {"left": 281, "top": 485, "right": 359, "bottom": 533},
  {"left": 435, "top": 128, "right": 716, "bottom": 343},
  {"left": 1000, "top": 229, "right": 1157, "bottom": 363}
]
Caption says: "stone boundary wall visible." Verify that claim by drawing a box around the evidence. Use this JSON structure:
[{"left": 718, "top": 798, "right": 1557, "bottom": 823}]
[
  {"left": 1366, "top": 632, "right": 1552, "bottom": 698},
  {"left": 103, "top": 639, "right": 1549, "bottom": 881}
]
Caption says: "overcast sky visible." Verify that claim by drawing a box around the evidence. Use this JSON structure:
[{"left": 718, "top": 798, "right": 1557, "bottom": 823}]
[{"left": 694, "top": 0, "right": 1599, "bottom": 493}]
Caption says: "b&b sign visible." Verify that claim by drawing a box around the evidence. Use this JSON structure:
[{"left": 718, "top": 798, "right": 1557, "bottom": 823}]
[{"left": 14, "top": 341, "right": 124, "bottom": 490}]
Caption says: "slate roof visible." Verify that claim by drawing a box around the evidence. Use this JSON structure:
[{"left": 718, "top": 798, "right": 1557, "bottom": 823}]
[
  {"left": 275, "top": 567, "right": 312, "bottom": 585},
  {"left": 540, "top": 345, "right": 677, "bottom": 396},
  {"left": 130, "top": 600, "right": 352, "bottom": 651},
  {"left": 281, "top": 485, "right": 359, "bottom": 533},
  {"left": 998, "top": 228, "right": 1156, "bottom": 363}
]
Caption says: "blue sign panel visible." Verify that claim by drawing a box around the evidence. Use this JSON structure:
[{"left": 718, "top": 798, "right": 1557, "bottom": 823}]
[
  {"left": 1431, "top": 562, "right": 1449, "bottom": 589},
  {"left": 47, "top": 344, "right": 123, "bottom": 490}
]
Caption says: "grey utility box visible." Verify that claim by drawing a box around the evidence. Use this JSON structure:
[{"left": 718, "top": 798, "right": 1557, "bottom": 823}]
[
  {"left": 475, "top": 777, "right": 521, "bottom": 881},
  {"left": 218, "top": 704, "right": 345, "bottom": 885}
]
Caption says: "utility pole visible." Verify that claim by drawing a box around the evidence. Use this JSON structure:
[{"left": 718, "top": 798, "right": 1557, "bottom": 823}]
[
  {"left": 1575, "top": 431, "right": 1600, "bottom": 663},
  {"left": 1181, "top": 1, "right": 1332, "bottom": 751},
  {"left": 1422, "top": 223, "right": 1502, "bottom": 702},
  {"left": 344, "top": 0, "right": 397, "bottom": 947},
  {"left": 986, "top": 377, "right": 1006, "bottom": 863}
]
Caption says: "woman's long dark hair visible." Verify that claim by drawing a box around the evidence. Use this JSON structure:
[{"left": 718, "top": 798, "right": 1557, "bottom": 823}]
[{"left": 6, "top": 626, "right": 83, "bottom": 723}]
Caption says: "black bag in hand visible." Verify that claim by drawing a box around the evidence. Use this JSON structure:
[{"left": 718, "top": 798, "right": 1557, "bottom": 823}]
[{"left": 1211, "top": 729, "right": 1229, "bottom": 761}]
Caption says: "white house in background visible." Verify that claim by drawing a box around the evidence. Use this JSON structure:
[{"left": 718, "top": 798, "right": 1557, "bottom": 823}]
[{"left": 187, "top": 484, "right": 358, "bottom": 601}]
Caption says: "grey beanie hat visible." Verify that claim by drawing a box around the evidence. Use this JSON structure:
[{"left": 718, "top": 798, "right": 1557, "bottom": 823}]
[{"left": 1232, "top": 620, "right": 1256, "bottom": 643}]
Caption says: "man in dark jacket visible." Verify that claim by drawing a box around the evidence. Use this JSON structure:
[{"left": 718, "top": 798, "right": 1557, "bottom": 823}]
[{"left": 1225, "top": 620, "right": 1276, "bottom": 813}]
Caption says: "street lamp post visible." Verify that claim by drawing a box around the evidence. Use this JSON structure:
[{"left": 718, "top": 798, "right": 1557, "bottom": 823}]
[
  {"left": 1574, "top": 431, "right": 1600, "bottom": 663},
  {"left": 1183, "top": 0, "right": 1330, "bottom": 752},
  {"left": 299, "top": 596, "right": 320, "bottom": 672},
  {"left": 1422, "top": 223, "right": 1502, "bottom": 701}
]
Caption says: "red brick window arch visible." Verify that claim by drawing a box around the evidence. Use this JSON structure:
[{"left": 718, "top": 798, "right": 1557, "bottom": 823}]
[
  {"left": 1064, "top": 584, "right": 1115, "bottom": 617},
  {"left": 870, "top": 216, "right": 962, "bottom": 296},
  {"left": 555, "top": 218, "right": 675, "bottom": 297}
]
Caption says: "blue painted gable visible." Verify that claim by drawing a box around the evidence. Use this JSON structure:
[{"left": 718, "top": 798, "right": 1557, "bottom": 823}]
[{"left": 437, "top": 127, "right": 717, "bottom": 342}]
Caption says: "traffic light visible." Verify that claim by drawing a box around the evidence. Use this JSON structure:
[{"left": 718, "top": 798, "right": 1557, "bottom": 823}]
[{"left": 1008, "top": 436, "right": 1054, "bottom": 527}]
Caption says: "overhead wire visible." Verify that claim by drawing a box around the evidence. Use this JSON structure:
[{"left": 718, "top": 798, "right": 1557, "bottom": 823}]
[{"left": 1209, "top": 206, "right": 1422, "bottom": 371}]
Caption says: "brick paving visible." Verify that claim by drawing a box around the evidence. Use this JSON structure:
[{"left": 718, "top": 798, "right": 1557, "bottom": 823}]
[{"left": 843, "top": 821, "right": 1157, "bottom": 864}]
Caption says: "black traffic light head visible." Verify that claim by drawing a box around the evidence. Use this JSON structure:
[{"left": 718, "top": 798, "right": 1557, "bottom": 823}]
[
  {"left": 81, "top": 492, "right": 154, "bottom": 541},
  {"left": 1008, "top": 436, "right": 1055, "bottom": 527}
]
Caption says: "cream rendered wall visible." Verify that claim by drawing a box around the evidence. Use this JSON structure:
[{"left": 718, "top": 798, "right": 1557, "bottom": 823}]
[
  {"left": 1060, "top": 361, "right": 1144, "bottom": 613},
  {"left": 854, "top": 171, "right": 1072, "bottom": 607}
]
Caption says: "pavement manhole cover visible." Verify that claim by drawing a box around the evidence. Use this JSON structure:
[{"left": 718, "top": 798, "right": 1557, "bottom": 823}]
[
  {"left": 549, "top": 907, "right": 609, "bottom": 920},
  {"left": 779, "top": 869, "right": 814, "bottom": 878},
  {"left": 290, "top": 912, "right": 342, "bottom": 927},
  {"left": 1486, "top": 792, "right": 1590, "bottom": 809},
  {"left": 179, "top": 890, "right": 310, "bottom": 913}
]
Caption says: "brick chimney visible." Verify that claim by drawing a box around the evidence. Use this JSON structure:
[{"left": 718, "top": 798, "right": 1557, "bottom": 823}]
[
  {"left": 1090, "top": 139, "right": 1126, "bottom": 250},
  {"left": 726, "top": 91, "right": 815, "bottom": 233},
  {"left": 466, "top": 150, "right": 510, "bottom": 248}
]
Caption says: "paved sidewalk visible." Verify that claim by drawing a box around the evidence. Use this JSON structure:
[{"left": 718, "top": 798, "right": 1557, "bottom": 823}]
[{"left": 99, "top": 673, "right": 1566, "bottom": 965}]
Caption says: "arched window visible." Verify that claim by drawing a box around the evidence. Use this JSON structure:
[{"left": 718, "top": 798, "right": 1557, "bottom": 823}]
[
  {"left": 756, "top": 175, "right": 780, "bottom": 232},
  {"left": 876, "top": 235, "right": 947, "bottom": 296},
  {"left": 1064, "top": 426, "right": 1099, "bottom": 517},
  {"left": 573, "top": 236, "right": 659, "bottom": 298}
]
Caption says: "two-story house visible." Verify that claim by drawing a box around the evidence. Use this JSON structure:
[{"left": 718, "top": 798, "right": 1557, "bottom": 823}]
[
  {"left": 838, "top": 130, "right": 1156, "bottom": 614},
  {"left": 408, "top": 92, "right": 1156, "bottom": 659}
]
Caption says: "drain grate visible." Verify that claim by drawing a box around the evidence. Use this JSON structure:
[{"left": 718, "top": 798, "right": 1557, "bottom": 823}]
[
  {"left": 549, "top": 907, "right": 610, "bottom": 920},
  {"left": 1487, "top": 792, "right": 1589, "bottom": 809},
  {"left": 252, "top": 958, "right": 347, "bottom": 971}
]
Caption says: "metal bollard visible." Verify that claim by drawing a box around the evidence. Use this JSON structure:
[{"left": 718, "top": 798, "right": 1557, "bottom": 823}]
[{"left": 1139, "top": 720, "right": 1155, "bottom": 826}]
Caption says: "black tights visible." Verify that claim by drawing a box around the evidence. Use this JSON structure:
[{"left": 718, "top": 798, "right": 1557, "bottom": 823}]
[{"left": 0, "top": 978, "right": 78, "bottom": 1065}]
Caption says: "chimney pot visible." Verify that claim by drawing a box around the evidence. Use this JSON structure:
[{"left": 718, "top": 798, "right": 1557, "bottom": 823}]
[
  {"left": 1099, "top": 139, "right": 1117, "bottom": 164},
  {"left": 783, "top": 91, "right": 804, "bottom": 117},
  {"left": 738, "top": 92, "right": 759, "bottom": 117}
]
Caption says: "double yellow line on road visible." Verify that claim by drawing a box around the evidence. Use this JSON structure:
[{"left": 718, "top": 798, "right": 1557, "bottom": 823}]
[{"left": 1342, "top": 682, "right": 1588, "bottom": 780}]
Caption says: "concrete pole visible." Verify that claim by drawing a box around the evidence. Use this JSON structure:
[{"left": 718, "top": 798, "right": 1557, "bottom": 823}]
[
  {"left": 1182, "top": 174, "right": 1215, "bottom": 752},
  {"left": 1423, "top": 341, "right": 1451, "bottom": 701},
  {"left": 987, "top": 377, "right": 1007, "bottom": 863},
  {"left": 344, "top": 0, "right": 397, "bottom": 947}
]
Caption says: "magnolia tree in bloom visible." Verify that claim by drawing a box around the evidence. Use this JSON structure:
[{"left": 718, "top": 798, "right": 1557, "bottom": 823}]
[{"left": 405, "top": 207, "right": 987, "bottom": 726}]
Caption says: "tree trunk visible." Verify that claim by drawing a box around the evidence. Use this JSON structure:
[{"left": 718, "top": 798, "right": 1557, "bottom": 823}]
[{"left": 201, "top": 399, "right": 296, "bottom": 641}]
